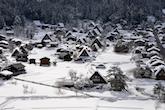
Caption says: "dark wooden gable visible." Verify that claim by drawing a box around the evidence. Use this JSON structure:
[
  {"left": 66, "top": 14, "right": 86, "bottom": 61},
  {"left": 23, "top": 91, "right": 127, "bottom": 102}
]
[
  {"left": 41, "top": 34, "right": 52, "bottom": 42},
  {"left": 12, "top": 49, "right": 21, "bottom": 57},
  {"left": 79, "top": 49, "right": 89, "bottom": 57},
  {"left": 91, "top": 38, "right": 103, "bottom": 48},
  {"left": 90, "top": 71, "right": 107, "bottom": 84},
  {"left": 20, "top": 46, "right": 28, "bottom": 54},
  {"left": 91, "top": 43, "right": 99, "bottom": 52},
  {"left": 156, "top": 69, "right": 165, "bottom": 80},
  {"left": 94, "top": 25, "right": 103, "bottom": 33}
]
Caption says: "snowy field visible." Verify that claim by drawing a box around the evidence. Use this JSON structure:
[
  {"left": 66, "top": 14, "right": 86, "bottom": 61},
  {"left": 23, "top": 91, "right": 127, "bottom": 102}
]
[{"left": 0, "top": 31, "right": 165, "bottom": 109}]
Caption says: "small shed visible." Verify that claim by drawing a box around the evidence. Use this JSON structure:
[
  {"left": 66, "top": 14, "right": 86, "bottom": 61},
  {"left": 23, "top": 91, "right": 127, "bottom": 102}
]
[
  {"left": 40, "top": 57, "right": 50, "bottom": 66},
  {"left": 29, "top": 58, "right": 36, "bottom": 64}
]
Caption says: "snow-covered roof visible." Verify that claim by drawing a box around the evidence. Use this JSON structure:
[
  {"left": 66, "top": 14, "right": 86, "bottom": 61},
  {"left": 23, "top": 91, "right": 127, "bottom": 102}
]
[
  {"left": 0, "top": 70, "right": 13, "bottom": 76},
  {"left": 0, "top": 41, "right": 9, "bottom": 45},
  {"left": 147, "top": 46, "right": 160, "bottom": 52},
  {"left": 147, "top": 16, "right": 156, "bottom": 23},
  {"left": 134, "top": 39, "right": 145, "bottom": 43},
  {"left": 162, "top": 9, "right": 165, "bottom": 14},
  {"left": 150, "top": 60, "right": 165, "bottom": 66},
  {"left": 150, "top": 55, "right": 162, "bottom": 60},
  {"left": 135, "top": 46, "right": 145, "bottom": 51},
  {"left": 57, "top": 23, "right": 64, "bottom": 28},
  {"left": 154, "top": 65, "right": 165, "bottom": 76},
  {"left": 91, "top": 43, "right": 99, "bottom": 51},
  {"left": 146, "top": 59, "right": 163, "bottom": 66},
  {"left": 6, "top": 30, "right": 14, "bottom": 34},
  {"left": 33, "top": 20, "right": 42, "bottom": 26},
  {"left": 93, "top": 28, "right": 101, "bottom": 36},
  {"left": 148, "top": 50, "right": 160, "bottom": 55},
  {"left": 88, "top": 21, "right": 96, "bottom": 27},
  {"left": 12, "top": 38, "right": 22, "bottom": 42},
  {"left": 94, "top": 25, "right": 103, "bottom": 33},
  {"left": 77, "top": 47, "right": 90, "bottom": 59}
]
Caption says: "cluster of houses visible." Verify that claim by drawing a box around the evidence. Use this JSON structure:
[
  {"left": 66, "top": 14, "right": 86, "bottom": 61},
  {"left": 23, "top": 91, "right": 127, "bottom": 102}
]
[
  {"left": 130, "top": 25, "right": 165, "bottom": 80},
  {"left": 31, "top": 21, "right": 105, "bottom": 63},
  {"left": 1, "top": 20, "right": 165, "bottom": 84},
  {"left": 56, "top": 68, "right": 127, "bottom": 91},
  {"left": 0, "top": 21, "right": 106, "bottom": 80},
  {"left": 103, "top": 22, "right": 165, "bottom": 81}
]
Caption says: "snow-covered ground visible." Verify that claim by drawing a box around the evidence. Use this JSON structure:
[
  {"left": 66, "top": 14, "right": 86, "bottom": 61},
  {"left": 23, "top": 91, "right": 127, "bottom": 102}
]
[{"left": 0, "top": 31, "right": 165, "bottom": 110}]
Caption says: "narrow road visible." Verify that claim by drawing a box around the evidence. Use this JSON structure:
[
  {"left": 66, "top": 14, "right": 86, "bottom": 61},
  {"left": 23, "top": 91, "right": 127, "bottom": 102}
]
[{"left": 14, "top": 78, "right": 95, "bottom": 98}]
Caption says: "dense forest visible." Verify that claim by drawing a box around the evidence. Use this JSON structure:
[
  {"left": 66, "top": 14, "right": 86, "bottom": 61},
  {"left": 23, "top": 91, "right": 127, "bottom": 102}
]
[{"left": 0, "top": 0, "right": 165, "bottom": 28}]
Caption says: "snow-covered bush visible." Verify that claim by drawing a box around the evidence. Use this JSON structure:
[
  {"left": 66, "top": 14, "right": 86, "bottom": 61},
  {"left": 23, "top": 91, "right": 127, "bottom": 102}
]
[
  {"left": 68, "top": 70, "right": 78, "bottom": 81},
  {"left": 153, "top": 83, "right": 165, "bottom": 103},
  {"left": 133, "top": 67, "right": 152, "bottom": 78},
  {"left": 74, "top": 78, "right": 94, "bottom": 90}
]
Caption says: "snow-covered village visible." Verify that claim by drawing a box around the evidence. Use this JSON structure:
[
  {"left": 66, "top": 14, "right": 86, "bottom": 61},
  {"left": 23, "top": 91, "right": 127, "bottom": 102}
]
[{"left": 0, "top": 0, "right": 165, "bottom": 110}]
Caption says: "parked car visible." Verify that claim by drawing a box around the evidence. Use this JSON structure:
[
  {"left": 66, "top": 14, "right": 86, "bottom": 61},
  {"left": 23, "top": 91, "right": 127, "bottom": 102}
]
[{"left": 96, "top": 64, "right": 106, "bottom": 69}]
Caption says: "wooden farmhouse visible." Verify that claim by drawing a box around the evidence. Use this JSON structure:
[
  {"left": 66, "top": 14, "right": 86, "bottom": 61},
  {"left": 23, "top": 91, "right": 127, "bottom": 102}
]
[{"left": 89, "top": 71, "right": 107, "bottom": 84}]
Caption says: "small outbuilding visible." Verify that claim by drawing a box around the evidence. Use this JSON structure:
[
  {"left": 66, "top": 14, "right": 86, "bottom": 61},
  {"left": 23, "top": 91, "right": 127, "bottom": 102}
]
[
  {"left": 29, "top": 58, "right": 36, "bottom": 64},
  {"left": 40, "top": 57, "right": 50, "bottom": 66}
]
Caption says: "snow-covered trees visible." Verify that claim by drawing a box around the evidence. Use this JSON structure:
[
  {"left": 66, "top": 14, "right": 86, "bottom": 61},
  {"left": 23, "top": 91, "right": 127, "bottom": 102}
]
[
  {"left": 26, "top": 24, "right": 35, "bottom": 39},
  {"left": 0, "top": 15, "right": 5, "bottom": 29},
  {"left": 0, "top": 0, "right": 165, "bottom": 27},
  {"left": 68, "top": 69, "right": 78, "bottom": 81},
  {"left": 106, "top": 66, "right": 128, "bottom": 91},
  {"left": 13, "top": 16, "right": 25, "bottom": 37},
  {"left": 153, "top": 83, "right": 165, "bottom": 103}
]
